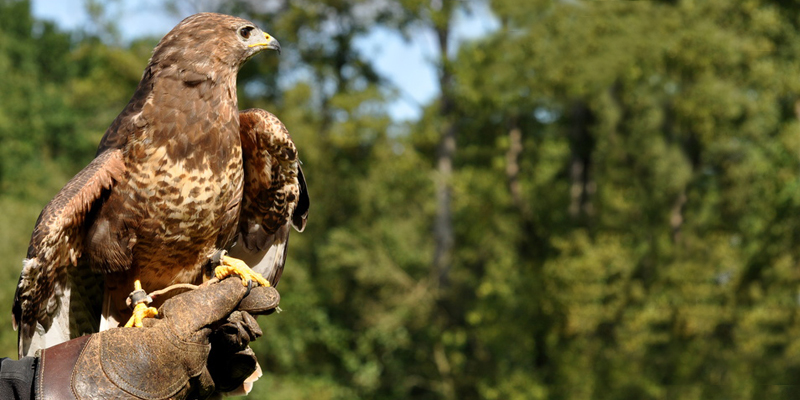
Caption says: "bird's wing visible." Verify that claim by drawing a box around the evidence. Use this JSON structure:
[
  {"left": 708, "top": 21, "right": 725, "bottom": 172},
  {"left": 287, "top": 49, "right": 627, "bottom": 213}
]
[
  {"left": 227, "top": 109, "right": 308, "bottom": 287},
  {"left": 94, "top": 66, "right": 154, "bottom": 155},
  {"left": 13, "top": 149, "right": 126, "bottom": 357}
]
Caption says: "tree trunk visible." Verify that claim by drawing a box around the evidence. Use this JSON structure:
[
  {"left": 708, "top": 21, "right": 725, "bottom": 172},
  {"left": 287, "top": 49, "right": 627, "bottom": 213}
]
[
  {"left": 568, "top": 101, "right": 594, "bottom": 222},
  {"left": 431, "top": 4, "right": 458, "bottom": 399},
  {"left": 433, "top": 8, "right": 455, "bottom": 289}
]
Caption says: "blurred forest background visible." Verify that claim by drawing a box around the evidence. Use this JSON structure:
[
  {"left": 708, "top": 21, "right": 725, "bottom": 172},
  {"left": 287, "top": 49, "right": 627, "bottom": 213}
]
[{"left": 2, "top": 0, "right": 800, "bottom": 398}]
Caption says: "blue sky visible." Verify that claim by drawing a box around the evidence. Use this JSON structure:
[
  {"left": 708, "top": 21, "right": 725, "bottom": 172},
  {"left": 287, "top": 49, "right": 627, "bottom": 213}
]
[{"left": 31, "top": 0, "right": 498, "bottom": 121}]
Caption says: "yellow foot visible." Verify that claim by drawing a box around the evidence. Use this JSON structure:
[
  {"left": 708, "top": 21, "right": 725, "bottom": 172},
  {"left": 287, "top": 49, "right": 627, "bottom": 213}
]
[
  {"left": 216, "top": 255, "right": 270, "bottom": 287},
  {"left": 124, "top": 280, "right": 158, "bottom": 328},
  {"left": 124, "top": 302, "right": 158, "bottom": 328}
]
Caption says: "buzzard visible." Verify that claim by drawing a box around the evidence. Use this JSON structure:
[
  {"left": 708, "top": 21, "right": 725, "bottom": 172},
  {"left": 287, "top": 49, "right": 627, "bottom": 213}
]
[{"left": 12, "top": 13, "right": 309, "bottom": 358}]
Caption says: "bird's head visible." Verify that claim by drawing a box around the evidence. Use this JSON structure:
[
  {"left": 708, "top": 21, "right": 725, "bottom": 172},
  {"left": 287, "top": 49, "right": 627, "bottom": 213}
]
[{"left": 149, "top": 13, "right": 280, "bottom": 75}]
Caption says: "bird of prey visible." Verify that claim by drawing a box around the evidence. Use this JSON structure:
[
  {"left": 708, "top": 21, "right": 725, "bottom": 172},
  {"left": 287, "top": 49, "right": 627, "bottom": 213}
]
[{"left": 12, "top": 13, "right": 309, "bottom": 358}]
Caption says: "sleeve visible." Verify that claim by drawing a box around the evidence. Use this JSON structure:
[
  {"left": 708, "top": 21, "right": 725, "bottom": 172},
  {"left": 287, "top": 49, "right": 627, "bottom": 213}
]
[{"left": 0, "top": 357, "right": 37, "bottom": 400}]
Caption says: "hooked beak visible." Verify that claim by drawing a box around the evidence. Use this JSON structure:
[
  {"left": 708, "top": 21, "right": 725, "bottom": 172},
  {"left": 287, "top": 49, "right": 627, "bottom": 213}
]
[{"left": 249, "top": 32, "right": 281, "bottom": 55}]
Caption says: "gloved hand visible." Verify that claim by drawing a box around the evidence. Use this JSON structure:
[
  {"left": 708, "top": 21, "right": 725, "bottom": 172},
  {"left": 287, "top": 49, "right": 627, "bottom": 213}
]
[
  {"left": 208, "top": 285, "right": 279, "bottom": 395},
  {"left": 35, "top": 277, "right": 279, "bottom": 399}
]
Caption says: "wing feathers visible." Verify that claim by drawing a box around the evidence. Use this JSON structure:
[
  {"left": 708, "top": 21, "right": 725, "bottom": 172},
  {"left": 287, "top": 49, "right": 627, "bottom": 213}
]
[
  {"left": 235, "top": 109, "right": 308, "bottom": 287},
  {"left": 292, "top": 166, "right": 309, "bottom": 232},
  {"left": 14, "top": 149, "right": 125, "bottom": 357}
]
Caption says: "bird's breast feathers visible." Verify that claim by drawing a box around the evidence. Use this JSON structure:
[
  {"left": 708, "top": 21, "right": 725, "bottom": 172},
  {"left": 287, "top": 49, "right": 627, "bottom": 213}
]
[{"left": 123, "top": 127, "right": 244, "bottom": 242}]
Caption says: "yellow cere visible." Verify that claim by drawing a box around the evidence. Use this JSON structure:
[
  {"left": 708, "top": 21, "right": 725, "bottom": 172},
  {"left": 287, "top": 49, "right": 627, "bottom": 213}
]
[{"left": 248, "top": 33, "right": 273, "bottom": 48}]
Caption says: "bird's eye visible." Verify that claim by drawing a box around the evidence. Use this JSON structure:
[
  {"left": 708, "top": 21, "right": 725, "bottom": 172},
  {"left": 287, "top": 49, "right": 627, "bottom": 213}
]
[{"left": 239, "top": 26, "right": 254, "bottom": 39}]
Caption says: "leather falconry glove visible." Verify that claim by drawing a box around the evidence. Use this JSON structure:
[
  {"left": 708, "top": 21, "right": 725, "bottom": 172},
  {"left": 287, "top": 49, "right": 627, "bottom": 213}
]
[
  {"left": 35, "top": 277, "right": 280, "bottom": 400},
  {"left": 207, "top": 289, "right": 279, "bottom": 395}
]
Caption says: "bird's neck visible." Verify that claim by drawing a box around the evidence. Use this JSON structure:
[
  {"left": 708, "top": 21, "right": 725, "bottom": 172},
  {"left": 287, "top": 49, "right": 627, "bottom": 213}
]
[{"left": 133, "top": 67, "right": 241, "bottom": 171}]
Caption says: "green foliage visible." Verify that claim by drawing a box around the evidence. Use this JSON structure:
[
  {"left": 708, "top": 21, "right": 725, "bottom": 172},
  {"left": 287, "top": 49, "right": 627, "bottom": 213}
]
[
  {"left": 450, "top": 0, "right": 800, "bottom": 398},
  {"left": 4, "top": 0, "right": 800, "bottom": 399}
]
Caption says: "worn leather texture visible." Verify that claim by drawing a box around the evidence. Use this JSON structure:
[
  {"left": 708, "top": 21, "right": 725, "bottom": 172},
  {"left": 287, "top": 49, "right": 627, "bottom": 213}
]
[
  {"left": 37, "top": 278, "right": 279, "bottom": 399},
  {"left": 37, "top": 334, "right": 89, "bottom": 400}
]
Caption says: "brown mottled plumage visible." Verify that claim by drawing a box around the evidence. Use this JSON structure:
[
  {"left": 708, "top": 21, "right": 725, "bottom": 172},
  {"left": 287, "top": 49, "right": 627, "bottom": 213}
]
[{"left": 12, "top": 13, "right": 309, "bottom": 358}]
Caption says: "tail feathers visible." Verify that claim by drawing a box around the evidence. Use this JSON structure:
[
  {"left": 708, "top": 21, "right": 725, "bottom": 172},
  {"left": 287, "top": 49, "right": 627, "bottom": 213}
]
[
  {"left": 18, "top": 266, "right": 102, "bottom": 358},
  {"left": 18, "top": 286, "right": 71, "bottom": 358},
  {"left": 100, "top": 289, "right": 123, "bottom": 332}
]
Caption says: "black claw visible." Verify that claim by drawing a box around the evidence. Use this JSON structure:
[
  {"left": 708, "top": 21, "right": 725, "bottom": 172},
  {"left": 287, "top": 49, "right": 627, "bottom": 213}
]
[{"left": 244, "top": 279, "right": 254, "bottom": 297}]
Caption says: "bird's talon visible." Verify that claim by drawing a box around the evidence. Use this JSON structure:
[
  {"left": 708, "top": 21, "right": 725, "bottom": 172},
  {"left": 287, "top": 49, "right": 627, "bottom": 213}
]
[
  {"left": 124, "top": 279, "right": 157, "bottom": 328},
  {"left": 125, "top": 302, "right": 158, "bottom": 328},
  {"left": 216, "top": 255, "right": 270, "bottom": 287}
]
